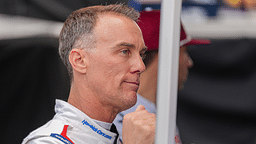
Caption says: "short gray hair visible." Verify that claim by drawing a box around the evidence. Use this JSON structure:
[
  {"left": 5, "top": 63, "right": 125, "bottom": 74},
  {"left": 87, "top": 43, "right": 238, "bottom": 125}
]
[{"left": 58, "top": 4, "right": 140, "bottom": 82}]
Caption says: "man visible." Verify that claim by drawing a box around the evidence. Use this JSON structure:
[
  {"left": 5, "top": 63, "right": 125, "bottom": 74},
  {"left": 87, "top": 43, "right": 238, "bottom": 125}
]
[
  {"left": 113, "top": 10, "right": 210, "bottom": 143},
  {"left": 22, "top": 4, "right": 155, "bottom": 144}
]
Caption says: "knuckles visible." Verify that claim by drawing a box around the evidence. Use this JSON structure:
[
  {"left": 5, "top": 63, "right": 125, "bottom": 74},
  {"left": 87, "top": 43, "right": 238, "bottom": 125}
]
[
  {"left": 122, "top": 110, "right": 156, "bottom": 144},
  {"left": 123, "top": 110, "right": 156, "bottom": 130}
]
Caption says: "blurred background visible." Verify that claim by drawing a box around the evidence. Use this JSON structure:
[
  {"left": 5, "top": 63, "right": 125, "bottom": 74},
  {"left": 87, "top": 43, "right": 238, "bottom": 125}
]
[{"left": 1, "top": 0, "right": 256, "bottom": 143}]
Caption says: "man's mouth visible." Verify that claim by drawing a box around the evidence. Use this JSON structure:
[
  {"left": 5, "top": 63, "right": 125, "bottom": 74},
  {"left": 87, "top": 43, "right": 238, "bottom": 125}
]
[{"left": 125, "top": 81, "right": 139, "bottom": 86}]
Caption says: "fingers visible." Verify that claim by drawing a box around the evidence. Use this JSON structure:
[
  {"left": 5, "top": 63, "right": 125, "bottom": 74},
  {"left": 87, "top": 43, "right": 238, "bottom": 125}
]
[
  {"left": 122, "top": 105, "right": 156, "bottom": 144},
  {"left": 135, "top": 105, "right": 145, "bottom": 111}
]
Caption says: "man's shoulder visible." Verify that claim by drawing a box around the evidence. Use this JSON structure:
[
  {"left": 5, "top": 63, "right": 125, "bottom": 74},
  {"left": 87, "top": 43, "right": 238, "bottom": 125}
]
[{"left": 22, "top": 119, "right": 72, "bottom": 144}]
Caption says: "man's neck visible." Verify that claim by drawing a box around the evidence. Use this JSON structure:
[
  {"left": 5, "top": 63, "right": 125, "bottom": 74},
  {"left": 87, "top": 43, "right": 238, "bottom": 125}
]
[{"left": 68, "top": 83, "right": 118, "bottom": 123}]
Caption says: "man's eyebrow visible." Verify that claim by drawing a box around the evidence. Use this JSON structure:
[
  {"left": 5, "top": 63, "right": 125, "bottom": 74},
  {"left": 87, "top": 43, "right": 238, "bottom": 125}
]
[
  {"left": 117, "top": 42, "right": 135, "bottom": 48},
  {"left": 116, "top": 42, "right": 148, "bottom": 51}
]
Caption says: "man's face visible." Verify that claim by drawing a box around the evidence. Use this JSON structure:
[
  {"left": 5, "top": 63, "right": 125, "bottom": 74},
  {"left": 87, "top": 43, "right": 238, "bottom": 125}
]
[
  {"left": 84, "top": 14, "right": 146, "bottom": 111},
  {"left": 178, "top": 46, "right": 193, "bottom": 90}
]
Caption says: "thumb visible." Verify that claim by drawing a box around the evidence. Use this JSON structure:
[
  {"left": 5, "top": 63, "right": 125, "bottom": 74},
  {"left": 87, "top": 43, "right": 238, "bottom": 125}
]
[{"left": 135, "top": 105, "right": 145, "bottom": 112}]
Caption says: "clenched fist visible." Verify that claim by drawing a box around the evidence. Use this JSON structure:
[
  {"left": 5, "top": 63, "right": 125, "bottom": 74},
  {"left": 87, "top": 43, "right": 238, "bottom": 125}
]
[{"left": 122, "top": 105, "right": 156, "bottom": 144}]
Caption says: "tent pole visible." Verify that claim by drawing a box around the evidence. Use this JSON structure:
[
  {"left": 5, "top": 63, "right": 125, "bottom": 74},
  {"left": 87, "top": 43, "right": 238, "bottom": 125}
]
[{"left": 155, "top": 0, "right": 182, "bottom": 143}]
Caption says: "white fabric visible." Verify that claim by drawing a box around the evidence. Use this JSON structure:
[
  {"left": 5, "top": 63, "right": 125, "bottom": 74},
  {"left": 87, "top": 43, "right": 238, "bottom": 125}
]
[
  {"left": 93, "top": 119, "right": 112, "bottom": 131},
  {"left": 22, "top": 99, "right": 120, "bottom": 144}
]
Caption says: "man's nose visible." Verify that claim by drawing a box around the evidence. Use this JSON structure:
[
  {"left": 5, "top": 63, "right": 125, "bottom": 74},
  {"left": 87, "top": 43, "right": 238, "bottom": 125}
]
[
  {"left": 131, "top": 55, "right": 146, "bottom": 74},
  {"left": 187, "top": 55, "right": 194, "bottom": 69}
]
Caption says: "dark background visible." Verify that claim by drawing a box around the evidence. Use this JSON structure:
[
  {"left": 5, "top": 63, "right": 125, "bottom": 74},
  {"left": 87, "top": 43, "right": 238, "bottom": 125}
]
[
  {"left": 1, "top": 0, "right": 256, "bottom": 144},
  {"left": 178, "top": 39, "right": 256, "bottom": 144},
  {"left": 0, "top": 37, "right": 70, "bottom": 144}
]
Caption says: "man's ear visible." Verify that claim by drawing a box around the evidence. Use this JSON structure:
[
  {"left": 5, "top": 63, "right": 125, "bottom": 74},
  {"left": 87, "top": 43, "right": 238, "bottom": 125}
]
[{"left": 69, "top": 49, "right": 87, "bottom": 74}]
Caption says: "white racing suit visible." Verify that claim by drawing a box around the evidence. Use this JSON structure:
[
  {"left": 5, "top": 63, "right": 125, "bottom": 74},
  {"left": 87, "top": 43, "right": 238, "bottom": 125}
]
[{"left": 22, "top": 99, "right": 121, "bottom": 144}]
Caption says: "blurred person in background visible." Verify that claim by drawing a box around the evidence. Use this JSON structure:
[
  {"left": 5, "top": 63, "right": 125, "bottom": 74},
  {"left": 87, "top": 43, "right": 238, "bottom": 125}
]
[{"left": 113, "top": 9, "right": 210, "bottom": 144}]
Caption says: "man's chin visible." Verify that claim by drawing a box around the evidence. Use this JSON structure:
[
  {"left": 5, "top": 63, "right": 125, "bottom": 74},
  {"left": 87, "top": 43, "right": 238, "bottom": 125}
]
[{"left": 121, "top": 92, "right": 137, "bottom": 111}]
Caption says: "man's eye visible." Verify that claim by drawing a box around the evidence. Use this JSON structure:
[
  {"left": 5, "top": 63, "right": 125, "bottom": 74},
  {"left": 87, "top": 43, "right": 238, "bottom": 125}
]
[{"left": 122, "top": 50, "right": 130, "bottom": 54}]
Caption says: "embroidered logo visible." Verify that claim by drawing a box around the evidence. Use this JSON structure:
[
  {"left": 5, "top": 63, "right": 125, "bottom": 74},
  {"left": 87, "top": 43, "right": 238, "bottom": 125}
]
[{"left": 82, "top": 120, "right": 112, "bottom": 140}]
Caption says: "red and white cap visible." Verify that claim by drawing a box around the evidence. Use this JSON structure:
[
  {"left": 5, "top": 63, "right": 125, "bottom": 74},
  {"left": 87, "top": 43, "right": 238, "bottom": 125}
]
[{"left": 137, "top": 10, "right": 211, "bottom": 51}]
